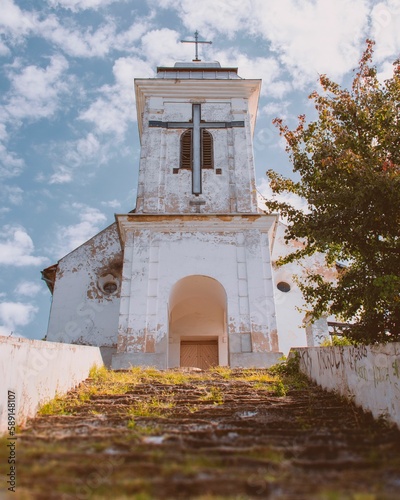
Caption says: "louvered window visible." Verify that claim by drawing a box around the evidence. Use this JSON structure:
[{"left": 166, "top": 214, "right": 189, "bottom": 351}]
[
  {"left": 179, "top": 129, "right": 214, "bottom": 169},
  {"left": 180, "top": 129, "right": 192, "bottom": 169},
  {"left": 201, "top": 130, "right": 213, "bottom": 169}
]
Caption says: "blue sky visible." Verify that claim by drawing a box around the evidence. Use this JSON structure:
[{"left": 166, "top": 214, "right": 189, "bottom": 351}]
[{"left": 0, "top": 0, "right": 399, "bottom": 339}]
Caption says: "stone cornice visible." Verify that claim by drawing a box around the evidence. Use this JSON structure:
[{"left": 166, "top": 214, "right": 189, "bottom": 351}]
[
  {"left": 115, "top": 213, "right": 278, "bottom": 245},
  {"left": 134, "top": 78, "right": 261, "bottom": 139}
]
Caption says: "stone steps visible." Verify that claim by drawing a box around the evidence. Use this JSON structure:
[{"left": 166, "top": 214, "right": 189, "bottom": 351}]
[{"left": 5, "top": 368, "right": 400, "bottom": 499}]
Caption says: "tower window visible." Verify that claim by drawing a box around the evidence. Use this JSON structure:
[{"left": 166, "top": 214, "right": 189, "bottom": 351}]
[
  {"left": 180, "top": 129, "right": 192, "bottom": 169},
  {"left": 201, "top": 129, "right": 213, "bottom": 169},
  {"left": 179, "top": 129, "right": 214, "bottom": 169}
]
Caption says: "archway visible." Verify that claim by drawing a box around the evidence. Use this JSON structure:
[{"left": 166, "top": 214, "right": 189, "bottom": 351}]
[{"left": 168, "top": 275, "right": 228, "bottom": 369}]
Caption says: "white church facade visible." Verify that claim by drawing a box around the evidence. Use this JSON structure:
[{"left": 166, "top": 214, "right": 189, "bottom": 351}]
[{"left": 42, "top": 60, "right": 330, "bottom": 369}]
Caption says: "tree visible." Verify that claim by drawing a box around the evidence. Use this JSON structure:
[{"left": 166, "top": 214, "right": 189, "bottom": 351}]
[{"left": 265, "top": 40, "right": 400, "bottom": 344}]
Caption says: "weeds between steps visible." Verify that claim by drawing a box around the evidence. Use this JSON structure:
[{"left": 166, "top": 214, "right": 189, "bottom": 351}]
[{"left": 37, "top": 359, "right": 304, "bottom": 417}]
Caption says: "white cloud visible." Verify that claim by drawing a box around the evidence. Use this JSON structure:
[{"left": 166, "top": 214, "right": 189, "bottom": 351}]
[
  {"left": 0, "top": 0, "right": 113, "bottom": 57},
  {"left": 140, "top": 28, "right": 195, "bottom": 65},
  {"left": 49, "top": 166, "right": 73, "bottom": 185},
  {"left": 79, "top": 57, "right": 154, "bottom": 137},
  {"left": 255, "top": 0, "right": 369, "bottom": 85},
  {"left": 0, "top": 208, "right": 11, "bottom": 217},
  {"left": 160, "top": 0, "right": 370, "bottom": 85},
  {"left": 48, "top": 0, "right": 121, "bottom": 12},
  {"left": 0, "top": 185, "right": 24, "bottom": 205},
  {"left": 214, "top": 49, "right": 284, "bottom": 97},
  {"left": 0, "top": 56, "right": 68, "bottom": 180},
  {"left": 153, "top": 0, "right": 253, "bottom": 38},
  {"left": 1, "top": 2, "right": 151, "bottom": 58},
  {"left": 0, "top": 301, "right": 38, "bottom": 336},
  {"left": 68, "top": 133, "right": 101, "bottom": 164},
  {"left": 0, "top": 55, "right": 72, "bottom": 182},
  {"left": 0, "top": 0, "right": 36, "bottom": 41},
  {"left": 376, "top": 60, "right": 397, "bottom": 82},
  {"left": 101, "top": 199, "right": 121, "bottom": 209},
  {"left": 0, "top": 225, "right": 48, "bottom": 267},
  {"left": 0, "top": 143, "right": 25, "bottom": 178},
  {"left": 4, "top": 54, "right": 70, "bottom": 123},
  {"left": 0, "top": 39, "right": 10, "bottom": 56},
  {"left": 371, "top": 1, "right": 400, "bottom": 62},
  {"left": 46, "top": 131, "right": 115, "bottom": 184},
  {"left": 39, "top": 15, "right": 116, "bottom": 58},
  {"left": 54, "top": 203, "right": 107, "bottom": 256},
  {"left": 14, "top": 281, "right": 42, "bottom": 297},
  {"left": 261, "top": 101, "right": 290, "bottom": 120},
  {"left": 0, "top": 124, "right": 8, "bottom": 143},
  {"left": 114, "top": 20, "right": 151, "bottom": 52},
  {"left": 268, "top": 81, "right": 293, "bottom": 100},
  {"left": 257, "top": 177, "right": 309, "bottom": 215},
  {"left": 0, "top": 54, "right": 71, "bottom": 180}
]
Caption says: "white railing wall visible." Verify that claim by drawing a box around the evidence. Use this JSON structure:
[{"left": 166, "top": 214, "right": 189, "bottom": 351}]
[
  {"left": 291, "top": 343, "right": 400, "bottom": 429},
  {"left": 0, "top": 336, "right": 104, "bottom": 434}
]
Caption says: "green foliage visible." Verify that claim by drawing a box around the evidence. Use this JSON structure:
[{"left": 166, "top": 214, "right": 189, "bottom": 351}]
[
  {"left": 265, "top": 40, "right": 400, "bottom": 344},
  {"left": 89, "top": 364, "right": 108, "bottom": 380},
  {"left": 38, "top": 394, "right": 72, "bottom": 416},
  {"left": 199, "top": 386, "right": 224, "bottom": 404},
  {"left": 128, "top": 397, "right": 176, "bottom": 418},
  {"left": 320, "top": 335, "right": 355, "bottom": 346},
  {"left": 269, "top": 353, "right": 300, "bottom": 376},
  {"left": 211, "top": 366, "right": 233, "bottom": 379},
  {"left": 271, "top": 380, "right": 287, "bottom": 397},
  {"left": 127, "top": 420, "right": 162, "bottom": 435},
  {"left": 268, "top": 354, "right": 309, "bottom": 393},
  {"left": 35, "top": 367, "right": 297, "bottom": 419}
]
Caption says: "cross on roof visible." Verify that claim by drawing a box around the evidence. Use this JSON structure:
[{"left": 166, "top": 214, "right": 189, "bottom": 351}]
[{"left": 181, "top": 30, "right": 212, "bottom": 62}]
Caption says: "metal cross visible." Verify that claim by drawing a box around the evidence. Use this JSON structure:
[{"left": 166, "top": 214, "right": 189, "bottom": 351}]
[
  {"left": 149, "top": 104, "right": 244, "bottom": 195},
  {"left": 181, "top": 30, "right": 212, "bottom": 62}
]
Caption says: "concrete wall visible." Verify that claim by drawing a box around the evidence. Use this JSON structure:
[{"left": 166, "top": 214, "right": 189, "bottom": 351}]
[
  {"left": 46, "top": 223, "right": 121, "bottom": 350},
  {"left": 272, "top": 221, "right": 334, "bottom": 354},
  {"left": 292, "top": 344, "right": 400, "bottom": 429},
  {"left": 0, "top": 336, "right": 103, "bottom": 435},
  {"left": 113, "top": 214, "right": 282, "bottom": 369}
]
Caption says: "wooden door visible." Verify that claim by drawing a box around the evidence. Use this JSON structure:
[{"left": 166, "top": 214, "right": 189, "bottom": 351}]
[{"left": 180, "top": 340, "right": 218, "bottom": 369}]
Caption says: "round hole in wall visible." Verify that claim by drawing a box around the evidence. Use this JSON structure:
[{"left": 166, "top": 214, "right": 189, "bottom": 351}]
[
  {"left": 97, "top": 272, "right": 120, "bottom": 296},
  {"left": 103, "top": 282, "right": 118, "bottom": 294},
  {"left": 277, "top": 281, "right": 291, "bottom": 293}
]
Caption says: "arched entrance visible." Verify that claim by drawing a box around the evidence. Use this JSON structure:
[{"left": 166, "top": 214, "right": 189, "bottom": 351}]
[{"left": 168, "top": 275, "right": 228, "bottom": 369}]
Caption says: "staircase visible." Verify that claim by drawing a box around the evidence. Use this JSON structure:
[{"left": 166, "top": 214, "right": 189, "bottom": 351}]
[{"left": 7, "top": 366, "right": 400, "bottom": 499}]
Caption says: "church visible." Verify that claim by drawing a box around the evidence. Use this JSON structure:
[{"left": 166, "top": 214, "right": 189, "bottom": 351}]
[{"left": 41, "top": 51, "right": 331, "bottom": 370}]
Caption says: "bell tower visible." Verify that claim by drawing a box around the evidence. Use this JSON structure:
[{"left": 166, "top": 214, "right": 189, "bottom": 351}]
[
  {"left": 111, "top": 59, "right": 283, "bottom": 370},
  {"left": 134, "top": 62, "right": 260, "bottom": 214}
]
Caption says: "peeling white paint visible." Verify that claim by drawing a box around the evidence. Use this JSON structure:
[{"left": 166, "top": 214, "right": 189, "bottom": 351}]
[
  {"left": 135, "top": 87, "right": 259, "bottom": 215},
  {"left": 112, "top": 214, "right": 281, "bottom": 369},
  {"left": 46, "top": 223, "right": 121, "bottom": 350}
]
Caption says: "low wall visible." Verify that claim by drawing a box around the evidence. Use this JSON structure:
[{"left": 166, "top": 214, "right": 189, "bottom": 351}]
[
  {"left": 0, "top": 336, "right": 104, "bottom": 435},
  {"left": 291, "top": 344, "right": 400, "bottom": 429}
]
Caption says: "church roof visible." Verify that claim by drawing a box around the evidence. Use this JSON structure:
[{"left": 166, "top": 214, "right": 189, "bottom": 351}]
[{"left": 156, "top": 61, "right": 241, "bottom": 80}]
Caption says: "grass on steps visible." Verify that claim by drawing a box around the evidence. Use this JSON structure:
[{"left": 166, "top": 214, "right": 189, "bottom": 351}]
[{"left": 38, "top": 359, "right": 304, "bottom": 417}]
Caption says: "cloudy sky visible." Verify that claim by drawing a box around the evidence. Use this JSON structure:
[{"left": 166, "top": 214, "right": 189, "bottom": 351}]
[{"left": 0, "top": 0, "right": 399, "bottom": 338}]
